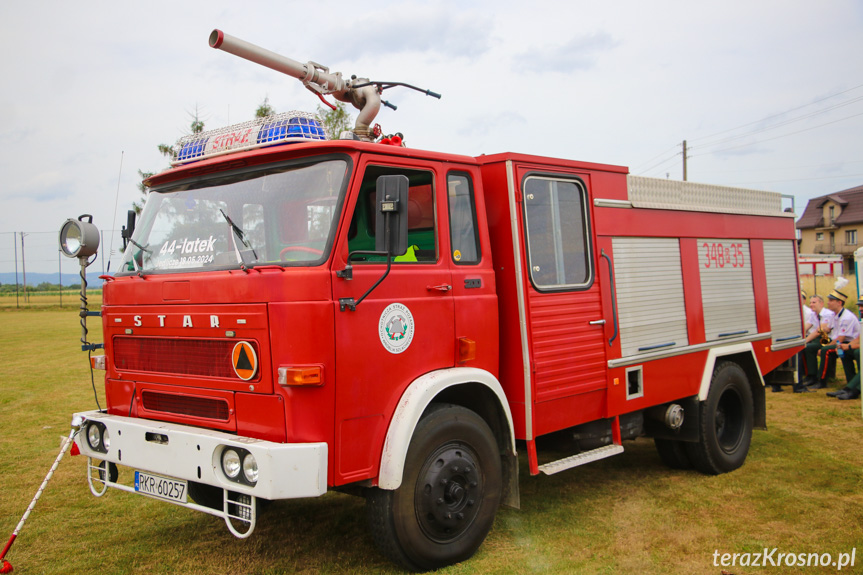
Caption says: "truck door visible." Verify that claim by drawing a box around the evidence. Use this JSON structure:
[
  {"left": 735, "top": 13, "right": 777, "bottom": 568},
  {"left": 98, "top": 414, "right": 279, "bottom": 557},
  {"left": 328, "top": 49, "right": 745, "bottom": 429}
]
[
  {"left": 331, "top": 159, "right": 455, "bottom": 485},
  {"left": 445, "top": 170, "right": 498, "bottom": 374},
  {"left": 517, "top": 171, "right": 609, "bottom": 435}
]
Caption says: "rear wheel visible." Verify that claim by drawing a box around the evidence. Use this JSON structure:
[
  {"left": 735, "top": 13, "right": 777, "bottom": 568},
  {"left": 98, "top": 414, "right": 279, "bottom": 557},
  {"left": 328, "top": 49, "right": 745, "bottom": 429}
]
[
  {"left": 367, "top": 403, "right": 502, "bottom": 571},
  {"left": 685, "top": 362, "right": 754, "bottom": 475}
]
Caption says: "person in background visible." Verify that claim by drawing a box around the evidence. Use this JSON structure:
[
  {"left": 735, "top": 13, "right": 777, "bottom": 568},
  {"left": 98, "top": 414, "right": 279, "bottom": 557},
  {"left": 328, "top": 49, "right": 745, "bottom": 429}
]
[
  {"left": 812, "top": 287, "right": 859, "bottom": 390},
  {"left": 802, "top": 294, "right": 833, "bottom": 388},
  {"left": 794, "top": 290, "right": 818, "bottom": 393},
  {"left": 827, "top": 294, "right": 862, "bottom": 401}
]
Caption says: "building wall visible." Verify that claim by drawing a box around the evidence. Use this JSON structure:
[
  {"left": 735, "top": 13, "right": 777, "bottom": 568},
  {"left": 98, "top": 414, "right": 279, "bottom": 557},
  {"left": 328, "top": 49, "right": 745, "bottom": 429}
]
[{"left": 798, "top": 199, "right": 860, "bottom": 256}]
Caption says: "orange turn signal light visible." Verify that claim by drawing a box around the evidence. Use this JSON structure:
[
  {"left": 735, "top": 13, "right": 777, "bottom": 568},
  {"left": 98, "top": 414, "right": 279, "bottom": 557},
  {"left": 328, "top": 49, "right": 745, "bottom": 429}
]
[
  {"left": 458, "top": 337, "right": 476, "bottom": 363},
  {"left": 90, "top": 355, "right": 107, "bottom": 370},
  {"left": 278, "top": 366, "right": 323, "bottom": 387}
]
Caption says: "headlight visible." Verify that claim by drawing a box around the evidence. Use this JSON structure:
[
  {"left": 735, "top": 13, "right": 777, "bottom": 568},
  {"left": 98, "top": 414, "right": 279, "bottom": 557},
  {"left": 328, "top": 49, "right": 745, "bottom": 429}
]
[
  {"left": 87, "top": 424, "right": 102, "bottom": 449},
  {"left": 222, "top": 449, "right": 241, "bottom": 479},
  {"left": 242, "top": 453, "right": 258, "bottom": 484},
  {"left": 86, "top": 422, "right": 109, "bottom": 453}
]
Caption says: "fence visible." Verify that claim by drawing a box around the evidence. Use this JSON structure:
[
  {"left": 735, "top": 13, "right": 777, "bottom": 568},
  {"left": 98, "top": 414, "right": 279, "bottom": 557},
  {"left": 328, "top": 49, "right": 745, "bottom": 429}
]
[{"left": 0, "top": 230, "right": 124, "bottom": 308}]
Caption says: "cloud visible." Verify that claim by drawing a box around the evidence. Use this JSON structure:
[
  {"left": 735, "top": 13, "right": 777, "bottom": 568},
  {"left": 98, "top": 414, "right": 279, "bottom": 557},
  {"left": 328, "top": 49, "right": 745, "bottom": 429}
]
[
  {"left": 458, "top": 110, "right": 527, "bottom": 137},
  {"left": 324, "top": 5, "right": 493, "bottom": 62},
  {"left": 513, "top": 31, "right": 618, "bottom": 73}
]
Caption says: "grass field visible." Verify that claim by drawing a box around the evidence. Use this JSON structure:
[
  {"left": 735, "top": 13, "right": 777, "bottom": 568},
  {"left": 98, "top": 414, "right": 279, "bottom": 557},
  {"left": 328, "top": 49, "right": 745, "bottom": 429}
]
[
  {"left": 0, "top": 290, "right": 103, "bottom": 310},
  {"left": 1, "top": 308, "right": 861, "bottom": 574}
]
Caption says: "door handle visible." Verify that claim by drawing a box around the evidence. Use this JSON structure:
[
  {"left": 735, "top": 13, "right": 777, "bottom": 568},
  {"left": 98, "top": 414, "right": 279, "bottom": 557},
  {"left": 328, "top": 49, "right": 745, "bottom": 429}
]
[
  {"left": 426, "top": 284, "right": 452, "bottom": 292},
  {"left": 589, "top": 319, "right": 606, "bottom": 326}
]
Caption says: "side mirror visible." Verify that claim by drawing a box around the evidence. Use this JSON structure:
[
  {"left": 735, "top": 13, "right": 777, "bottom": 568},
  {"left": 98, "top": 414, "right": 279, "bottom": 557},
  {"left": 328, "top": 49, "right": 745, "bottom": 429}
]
[
  {"left": 375, "top": 175, "right": 409, "bottom": 256},
  {"left": 121, "top": 210, "right": 136, "bottom": 250}
]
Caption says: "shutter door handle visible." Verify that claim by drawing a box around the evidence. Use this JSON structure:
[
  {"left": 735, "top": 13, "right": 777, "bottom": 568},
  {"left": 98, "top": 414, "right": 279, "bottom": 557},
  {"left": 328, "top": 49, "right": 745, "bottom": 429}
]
[
  {"left": 589, "top": 319, "right": 606, "bottom": 325},
  {"left": 599, "top": 249, "right": 618, "bottom": 346}
]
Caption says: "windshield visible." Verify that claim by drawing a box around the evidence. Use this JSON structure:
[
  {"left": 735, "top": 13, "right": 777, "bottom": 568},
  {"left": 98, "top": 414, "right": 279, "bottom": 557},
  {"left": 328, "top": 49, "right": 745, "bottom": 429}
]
[{"left": 120, "top": 158, "right": 348, "bottom": 274}]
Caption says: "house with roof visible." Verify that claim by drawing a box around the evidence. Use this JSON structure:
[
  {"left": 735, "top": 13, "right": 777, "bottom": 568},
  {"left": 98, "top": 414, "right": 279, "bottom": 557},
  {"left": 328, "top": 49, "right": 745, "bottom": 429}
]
[{"left": 796, "top": 184, "right": 863, "bottom": 272}]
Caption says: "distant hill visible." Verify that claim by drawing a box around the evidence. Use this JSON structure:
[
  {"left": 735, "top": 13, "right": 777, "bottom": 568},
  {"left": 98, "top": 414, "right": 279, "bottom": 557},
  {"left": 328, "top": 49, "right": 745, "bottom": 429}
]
[{"left": 0, "top": 272, "right": 105, "bottom": 288}]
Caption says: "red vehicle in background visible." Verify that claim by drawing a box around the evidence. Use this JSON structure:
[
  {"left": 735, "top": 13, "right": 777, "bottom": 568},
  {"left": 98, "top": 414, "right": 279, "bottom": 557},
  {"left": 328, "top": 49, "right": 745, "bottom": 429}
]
[{"left": 65, "top": 30, "right": 803, "bottom": 571}]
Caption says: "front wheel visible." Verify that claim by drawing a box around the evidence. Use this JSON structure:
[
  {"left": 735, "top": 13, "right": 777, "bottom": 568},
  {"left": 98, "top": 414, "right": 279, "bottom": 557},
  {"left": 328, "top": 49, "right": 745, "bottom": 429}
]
[
  {"left": 654, "top": 438, "right": 692, "bottom": 470},
  {"left": 685, "top": 361, "right": 754, "bottom": 475},
  {"left": 367, "top": 403, "right": 502, "bottom": 571}
]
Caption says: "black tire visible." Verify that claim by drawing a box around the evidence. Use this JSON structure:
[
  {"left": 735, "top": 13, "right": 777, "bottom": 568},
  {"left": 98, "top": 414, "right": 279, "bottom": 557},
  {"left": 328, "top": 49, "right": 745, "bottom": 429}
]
[
  {"left": 685, "top": 362, "right": 754, "bottom": 475},
  {"left": 654, "top": 438, "right": 692, "bottom": 470},
  {"left": 367, "top": 403, "right": 502, "bottom": 571},
  {"left": 96, "top": 460, "right": 119, "bottom": 483}
]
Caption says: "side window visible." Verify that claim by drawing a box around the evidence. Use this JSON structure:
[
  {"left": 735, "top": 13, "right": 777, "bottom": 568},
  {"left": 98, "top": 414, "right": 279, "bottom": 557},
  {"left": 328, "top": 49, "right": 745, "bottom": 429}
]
[
  {"left": 523, "top": 176, "right": 592, "bottom": 290},
  {"left": 348, "top": 166, "right": 437, "bottom": 262},
  {"left": 447, "top": 173, "right": 480, "bottom": 264}
]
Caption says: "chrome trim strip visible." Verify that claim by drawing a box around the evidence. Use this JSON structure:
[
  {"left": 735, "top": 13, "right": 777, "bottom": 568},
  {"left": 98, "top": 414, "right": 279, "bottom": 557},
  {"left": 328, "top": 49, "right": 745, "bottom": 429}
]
[
  {"left": 770, "top": 337, "right": 805, "bottom": 352},
  {"left": 507, "top": 160, "right": 533, "bottom": 440},
  {"left": 607, "top": 332, "right": 773, "bottom": 369}
]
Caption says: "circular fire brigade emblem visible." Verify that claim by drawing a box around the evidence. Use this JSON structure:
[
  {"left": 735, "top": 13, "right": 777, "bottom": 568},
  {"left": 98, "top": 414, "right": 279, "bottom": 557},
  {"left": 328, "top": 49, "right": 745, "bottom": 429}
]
[
  {"left": 379, "top": 303, "right": 415, "bottom": 354},
  {"left": 231, "top": 341, "right": 258, "bottom": 381}
]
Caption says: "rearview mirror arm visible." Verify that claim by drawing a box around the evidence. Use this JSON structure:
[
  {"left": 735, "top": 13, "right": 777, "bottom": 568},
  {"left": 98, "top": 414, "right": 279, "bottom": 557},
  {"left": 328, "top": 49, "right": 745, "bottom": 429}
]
[{"left": 338, "top": 212, "right": 394, "bottom": 312}]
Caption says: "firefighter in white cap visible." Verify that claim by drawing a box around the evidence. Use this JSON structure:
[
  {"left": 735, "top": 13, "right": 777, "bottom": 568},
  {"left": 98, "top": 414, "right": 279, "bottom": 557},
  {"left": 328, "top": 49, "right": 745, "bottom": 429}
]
[
  {"left": 811, "top": 286, "right": 860, "bottom": 390},
  {"left": 827, "top": 293, "right": 862, "bottom": 400}
]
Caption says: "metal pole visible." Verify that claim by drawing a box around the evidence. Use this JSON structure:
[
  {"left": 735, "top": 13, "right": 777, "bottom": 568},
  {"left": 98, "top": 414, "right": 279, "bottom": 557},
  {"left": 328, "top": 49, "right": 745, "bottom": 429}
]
[
  {"left": 20, "top": 232, "right": 27, "bottom": 304},
  {"left": 13, "top": 233, "right": 18, "bottom": 308},
  {"left": 58, "top": 248, "right": 62, "bottom": 308},
  {"left": 682, "top": 140, "right": 688, "bottom": 181}
]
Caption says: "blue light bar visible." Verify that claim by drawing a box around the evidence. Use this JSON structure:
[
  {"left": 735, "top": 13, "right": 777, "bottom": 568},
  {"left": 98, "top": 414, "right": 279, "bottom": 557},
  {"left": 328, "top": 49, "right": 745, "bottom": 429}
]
[
  {"left": 258, "top": 116, "right": 326, "bottom": 144},
  {"left": 172, "top": 111, "right": 327, "bottom": 166}
]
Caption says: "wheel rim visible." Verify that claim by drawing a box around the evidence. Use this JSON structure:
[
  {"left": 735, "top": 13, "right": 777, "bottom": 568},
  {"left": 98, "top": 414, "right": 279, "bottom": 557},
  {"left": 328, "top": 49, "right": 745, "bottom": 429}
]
[
  {"left": 414, "top": 441, "right": 483, "bottom": 543},
  {"left": 715, "top": 387, "right": 744, "bottom": 453}
]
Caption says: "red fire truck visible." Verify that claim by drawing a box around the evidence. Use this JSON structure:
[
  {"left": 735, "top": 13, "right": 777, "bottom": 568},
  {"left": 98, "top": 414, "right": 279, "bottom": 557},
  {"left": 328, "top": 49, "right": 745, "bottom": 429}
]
[{"left": 65, "top": 31, "right": 804, "bottom": 570}]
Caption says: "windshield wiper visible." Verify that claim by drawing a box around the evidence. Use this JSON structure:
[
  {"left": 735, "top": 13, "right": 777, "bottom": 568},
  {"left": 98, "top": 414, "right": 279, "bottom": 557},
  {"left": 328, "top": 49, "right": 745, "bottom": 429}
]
[
  {"left": 220, "top": 209, "right": 258, "bottom": 269},
  {"left": 122, "top": 238, "right": 150, "bottom": 276},
  {"left": 127, "top": 237, "right": 151, "bottom": 253}
]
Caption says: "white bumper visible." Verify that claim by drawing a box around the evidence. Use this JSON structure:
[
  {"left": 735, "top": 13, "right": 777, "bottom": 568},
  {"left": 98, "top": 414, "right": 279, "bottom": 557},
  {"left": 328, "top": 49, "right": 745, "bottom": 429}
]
[{"left": 74, "top": 410, "right": 327, "bottom": 500}]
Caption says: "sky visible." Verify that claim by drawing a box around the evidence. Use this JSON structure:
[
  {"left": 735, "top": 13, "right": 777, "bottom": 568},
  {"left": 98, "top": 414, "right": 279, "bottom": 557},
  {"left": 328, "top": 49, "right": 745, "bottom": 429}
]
[{"left": 2, "top": 0, "right": 862, "bottom": 275}]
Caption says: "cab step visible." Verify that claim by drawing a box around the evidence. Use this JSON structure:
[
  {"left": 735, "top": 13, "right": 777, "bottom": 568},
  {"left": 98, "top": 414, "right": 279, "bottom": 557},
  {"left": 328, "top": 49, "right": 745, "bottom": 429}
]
[{"left": 537, "top": 444, "right": 624, "bottom": 475}]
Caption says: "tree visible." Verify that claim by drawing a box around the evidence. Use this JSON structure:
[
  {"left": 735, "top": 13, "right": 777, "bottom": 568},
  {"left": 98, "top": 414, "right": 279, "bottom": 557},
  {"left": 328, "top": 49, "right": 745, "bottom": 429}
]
[
  {"left": 317, "top": 102, "right": 354, "bottom": 139},
  {"left": 134, "top": 109, "right": 205, "bottom": 214},
  {"left": 255, "top": 96, "right": 275, "bottom": 118}
]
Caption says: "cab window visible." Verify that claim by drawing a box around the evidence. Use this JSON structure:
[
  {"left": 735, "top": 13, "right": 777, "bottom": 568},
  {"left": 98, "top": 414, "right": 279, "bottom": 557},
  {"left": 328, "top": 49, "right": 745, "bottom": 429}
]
[
  {"left": 348, "top": 166, "right": 437, "bottom": 262},
  {"left": 523, "top": 176, "right": 592, "bottom": 290},
  {"left": 447, "top": 172, "right": 480, "bottom": 264}
]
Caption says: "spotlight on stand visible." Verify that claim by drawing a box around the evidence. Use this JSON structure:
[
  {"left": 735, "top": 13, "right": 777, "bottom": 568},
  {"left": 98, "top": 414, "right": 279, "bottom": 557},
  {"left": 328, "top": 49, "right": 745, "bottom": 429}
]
[
  {"left": 59, "top": 215, "right": 100, "bottom": 259},
  {"left": 58, "top": 215, "right": 103, "bottom": 352}
]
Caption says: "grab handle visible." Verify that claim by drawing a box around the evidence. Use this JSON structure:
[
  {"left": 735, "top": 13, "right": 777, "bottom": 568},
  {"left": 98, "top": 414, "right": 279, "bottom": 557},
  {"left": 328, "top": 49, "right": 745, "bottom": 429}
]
[{"left": 600, "top": 249, "right": 618, "bottom": 347}]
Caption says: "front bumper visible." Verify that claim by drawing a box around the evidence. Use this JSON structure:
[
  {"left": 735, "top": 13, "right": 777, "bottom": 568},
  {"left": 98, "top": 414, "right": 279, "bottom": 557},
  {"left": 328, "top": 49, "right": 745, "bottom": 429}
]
[{"left": 74, "top": 410, "right": 327, "bottom": 500}]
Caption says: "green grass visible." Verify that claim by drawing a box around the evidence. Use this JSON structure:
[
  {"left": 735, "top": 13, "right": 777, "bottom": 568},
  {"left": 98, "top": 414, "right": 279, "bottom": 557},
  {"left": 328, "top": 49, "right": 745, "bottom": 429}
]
[
  {"left": 0, "top": 290, "right": 103, "bottom": 310},
  {"left": 1, "top": 309, "right": 861, "bottom": 574}
]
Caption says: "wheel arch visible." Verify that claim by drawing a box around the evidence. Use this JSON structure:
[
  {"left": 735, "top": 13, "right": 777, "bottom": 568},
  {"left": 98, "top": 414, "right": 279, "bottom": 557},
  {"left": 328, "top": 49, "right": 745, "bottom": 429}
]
[
  {"left": 698, "top": 343, "right": 766, "bottom": 429},
  {"left": 377, "top": 367, "right": 517, "bottom": 505}
]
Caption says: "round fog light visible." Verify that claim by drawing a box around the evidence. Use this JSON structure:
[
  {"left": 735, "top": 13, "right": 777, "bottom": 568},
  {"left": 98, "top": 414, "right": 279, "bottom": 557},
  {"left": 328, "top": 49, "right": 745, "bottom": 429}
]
[
  {"left": 102, "top": 428, "right": 111, "bottom": 451},
  {"left": 242, "top": 453, "right": 258, "bottom": 484},
  {"left": 222, "top": 449, "right": 241, "bottom": 478},
  {"left": 87, "top": 424, "right": 102, "bottom": 450}
]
